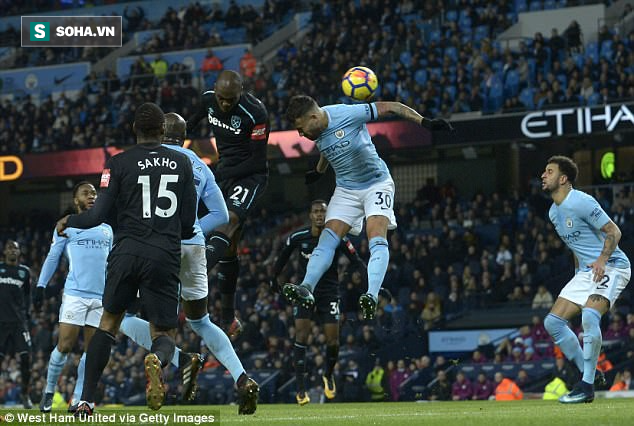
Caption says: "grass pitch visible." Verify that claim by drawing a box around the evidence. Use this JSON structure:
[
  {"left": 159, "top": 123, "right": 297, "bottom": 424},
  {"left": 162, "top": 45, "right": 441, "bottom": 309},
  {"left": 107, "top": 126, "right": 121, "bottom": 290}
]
[{"left": 2, "top": 400, "right": 634, "bottom": 426}]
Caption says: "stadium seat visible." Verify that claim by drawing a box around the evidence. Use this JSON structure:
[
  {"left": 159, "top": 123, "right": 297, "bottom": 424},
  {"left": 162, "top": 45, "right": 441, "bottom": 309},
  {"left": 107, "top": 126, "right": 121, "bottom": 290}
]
[
  {"left": 519, "top": 87, "right": 535, "bottom": 109},
  {"left": 444, "top": 46, "right": 458, "bottom": 62},
  {"left": 459, "top": 17, "right": 472, "bottom": 32},
  {"left": 543, "top": 0, "right": 556, "bottom": 9},
  {"left": 515, "top": 0, "right": 528, "bottom": 13},
  {"left": 445, "top": 85, "right": 457, "bottom": 101},
  {"left": 504, "top": 70, "right": 520, "bottom": 97},
  {"left": 414, "top": 69, "right": 428, "bottom": 85},
  {"left": 587, "top": 92, "right": 600, "bottom": 106},
  {"left": 529, "top": 0, "right": 542, "bottom": 11},
  {"left": 400, "top": 51, "right": 413, "bottom": 68},
  {"left": 446, "top": 10, "right": 458, "bottom": 22},
  {"left": 572, "top": 52, "right": 584, "bottom": 69},
  {"left": 585, "top": 42, "right": 599, "bottom": 64},
  {"left": 428, "top": 29, "right": 442, "bottom": 43},
  {"left": 474, "top": 25, "right": 489, "bottom": 42},
  {"left": 600, "top": 40, "right": 613, "bottom": 59}
]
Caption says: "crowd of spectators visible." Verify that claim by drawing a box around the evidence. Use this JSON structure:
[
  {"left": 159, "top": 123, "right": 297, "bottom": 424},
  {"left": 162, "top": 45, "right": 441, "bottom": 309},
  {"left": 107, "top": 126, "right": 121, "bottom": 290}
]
[
  {"left": 1, "top": 0, "right": 633, "bottom": 153},
  {"left": 0, "top": 0, "right": 298, "bottom": 69},
  {"left": 1, "top": 180, "right": 633, "bottom": 404}
]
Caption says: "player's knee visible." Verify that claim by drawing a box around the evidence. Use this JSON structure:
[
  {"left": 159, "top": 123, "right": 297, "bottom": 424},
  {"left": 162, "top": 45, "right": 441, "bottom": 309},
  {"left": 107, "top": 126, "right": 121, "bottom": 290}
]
[
  {"left": 319, "top": 228, "right": 341, "bottom": 249},
  {"left": 581, "top": 307, "right": 601, "bottom": 331},
  {"left": 544, "top": 313, "right": 565, "bottom": 337},
  {"left": 57, "top": 341, "right": 73, "bottom": 353},
  {"left": 183, "top": 298, "right": 208, "bottom": 320},
  {"left": 369, "top": 236, "right": 389, "bottom": 253}
]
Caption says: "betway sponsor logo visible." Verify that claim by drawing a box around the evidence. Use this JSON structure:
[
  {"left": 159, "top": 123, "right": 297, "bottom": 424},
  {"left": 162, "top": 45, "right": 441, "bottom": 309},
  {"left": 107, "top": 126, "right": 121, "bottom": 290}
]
[
  {"left": 0, "top": 277, "right": 24, "bottom": 287},
  {"left": 521, "top": 104, "right": 634, "bottom": 139},
  {"left": 208, "top": 114, "right": 241, "bottom": 135}
]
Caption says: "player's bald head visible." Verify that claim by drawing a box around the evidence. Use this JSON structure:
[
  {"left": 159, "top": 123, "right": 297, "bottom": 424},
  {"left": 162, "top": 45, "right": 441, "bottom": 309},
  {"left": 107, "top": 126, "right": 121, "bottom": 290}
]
[
  {"left": 214, "top": 70, "right": 243, "bottom": 112},
  {"left": 215, "top": 70, "right": 243, "bottom": 93},
  {"left": 163, "top": 112, "right": 187, "bottom": 145}
]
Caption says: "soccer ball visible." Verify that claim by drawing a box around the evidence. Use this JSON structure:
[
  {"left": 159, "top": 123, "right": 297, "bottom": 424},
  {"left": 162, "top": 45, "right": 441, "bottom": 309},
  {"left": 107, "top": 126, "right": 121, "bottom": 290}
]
[{"left": 341, "top": 66, "right": 378, "bottom": 101}]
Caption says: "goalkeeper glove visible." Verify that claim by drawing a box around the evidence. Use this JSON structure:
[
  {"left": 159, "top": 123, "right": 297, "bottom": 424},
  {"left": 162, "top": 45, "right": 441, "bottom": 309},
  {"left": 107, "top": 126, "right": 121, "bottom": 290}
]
[
  {"left": 421, "top": 117, "right": 454, "bottom": 132},
  {"left": 305, "top": 169, "right": 324, "bottom": 185}
]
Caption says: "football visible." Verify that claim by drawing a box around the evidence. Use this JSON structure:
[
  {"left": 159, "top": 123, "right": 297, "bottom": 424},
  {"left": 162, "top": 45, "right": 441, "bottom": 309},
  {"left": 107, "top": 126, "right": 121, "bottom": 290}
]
[{"left": 341, "top": 66, "right": 378, "bottom": 101}]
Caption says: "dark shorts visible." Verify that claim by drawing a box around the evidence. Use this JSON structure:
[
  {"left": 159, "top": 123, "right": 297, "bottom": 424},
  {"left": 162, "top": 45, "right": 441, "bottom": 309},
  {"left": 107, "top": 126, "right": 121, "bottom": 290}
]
[
  {"left": 218, "top": 174, "right": 267, "bottom": 222},
  {"left": 104, "top": 253, "right": 180, "bottom": 329},
  {"left": 0, "top": 322, "right": 31, "bottom": 355},
  {"left": 294, "top": 290, "right": 340, "bottom": 324}
]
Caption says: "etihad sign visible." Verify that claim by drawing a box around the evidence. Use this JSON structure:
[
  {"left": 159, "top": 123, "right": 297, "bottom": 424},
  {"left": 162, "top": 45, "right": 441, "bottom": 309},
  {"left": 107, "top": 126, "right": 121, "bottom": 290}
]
[{"left": 520, "top": 104, "right": 634, "bottom": 139}]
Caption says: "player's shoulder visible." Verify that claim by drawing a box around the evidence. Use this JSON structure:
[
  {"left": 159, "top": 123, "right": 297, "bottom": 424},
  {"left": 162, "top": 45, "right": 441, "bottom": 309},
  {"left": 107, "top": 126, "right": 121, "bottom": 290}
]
[
  {"left": 240, "top": 92, "right": 268, "bottom": 120},
  {"left": 568, "top": 189, "right": 598, "bottom": 209},
  {"left": 18, "top": 264, "right": 31, "bottom": 274},
  {"left": 201, "top": 90, "right": 215, "bottom": 101},
  {"left": 288, "top": 226, "right": 311, "bottom": 242}
]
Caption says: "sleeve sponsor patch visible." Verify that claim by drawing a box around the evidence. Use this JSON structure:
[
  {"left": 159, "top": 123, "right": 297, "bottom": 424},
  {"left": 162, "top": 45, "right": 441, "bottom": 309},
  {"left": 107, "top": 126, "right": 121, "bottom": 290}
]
[
  {"left": 100, "top": 168, "right": 111, "bottom": 187},
  {"left": 590, "top": 207, "right": 602, "bottom": 221},
  {"left": 251, "top": 124, "right": 267, "bottom": 140}
]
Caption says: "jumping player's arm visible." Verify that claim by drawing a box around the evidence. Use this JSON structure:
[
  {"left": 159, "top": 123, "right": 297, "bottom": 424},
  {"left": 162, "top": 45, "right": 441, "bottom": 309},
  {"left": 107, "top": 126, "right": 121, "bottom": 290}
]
[
  {"left": 305, "top": 154, "right": 329, "bottom": 184},
  {"left": 180, "top": 160, "right": 198, "bottom": 241},
  {"left": 573, "top": 253, "right": 579, "bottom": 273},
  {"left": 270, "top": 233, "right": 298, "bottom": 292},
  {"left": 374, "top": 102, "right": 453, "bottom": 131},
  {"left": 316, "top": 154, "right": 329, "bottom": 173},
  {"left": 272, "top": 235, "right": 296, "bottom": 278},
  {"left": 60, "top": 160, "right": 119, "bottom": 234},
  {"left": 199, "top": 165, "right": 230, "bottom": 235},
  {"left": 340, "top": 236, "right": 367, "bottom": 272},
  {"left": 186, "top": 91, "right": 214, "bottom": 134}
]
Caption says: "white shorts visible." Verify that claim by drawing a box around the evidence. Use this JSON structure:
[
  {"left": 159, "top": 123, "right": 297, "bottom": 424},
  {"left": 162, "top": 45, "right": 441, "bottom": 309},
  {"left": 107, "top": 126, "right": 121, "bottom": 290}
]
[
  {"left": 325, "top": 179, "right": 398, "bottom": 236},
  {"left": 59, "top": 294, "right": 103, "bottom": 327},
  {"left": 180, "top": 244, "right": 209, "bottom": 301},
  {"left": 559, "top": 265, "right": 631, "bottom": 307}
]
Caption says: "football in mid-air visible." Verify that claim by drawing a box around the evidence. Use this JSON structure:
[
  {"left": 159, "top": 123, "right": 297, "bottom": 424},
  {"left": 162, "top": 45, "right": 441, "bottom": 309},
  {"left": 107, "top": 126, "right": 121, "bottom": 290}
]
[{"left": 341, "top": 66, "right": 378, "bottom": 101}]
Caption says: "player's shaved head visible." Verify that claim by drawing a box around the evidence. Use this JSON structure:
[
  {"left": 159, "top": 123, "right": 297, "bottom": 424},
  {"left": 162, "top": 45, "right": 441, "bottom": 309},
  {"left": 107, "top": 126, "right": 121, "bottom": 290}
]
[
  {"left": 164, "top": 112, "right": 187, "bottom": 145},
  {"left": 286, "top": 95, "right": 325, "bottom": 140},
  {"left": 214, "top": 70, "right": 243, "bottom": 112},
  {"left": 134, "top": 102, "right": 165, "bottom": 140},
  {"left": 286, "top": 95, "right": 319, "bottom": 123}
]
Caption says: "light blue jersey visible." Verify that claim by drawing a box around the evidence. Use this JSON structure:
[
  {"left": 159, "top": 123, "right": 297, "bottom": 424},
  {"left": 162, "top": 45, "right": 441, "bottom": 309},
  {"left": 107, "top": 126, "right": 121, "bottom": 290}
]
[
  {"left": 37, "top": 225, "right": 112, "bottom": 299},
  {"left": 164, "top": 144, "right": 228, "bottom": 245},
  {"left": 315, "top": 103, "right": 390, "bottom": 190},
  {"left": 549, "top": 189, "right": 630, "bottom": 272}
]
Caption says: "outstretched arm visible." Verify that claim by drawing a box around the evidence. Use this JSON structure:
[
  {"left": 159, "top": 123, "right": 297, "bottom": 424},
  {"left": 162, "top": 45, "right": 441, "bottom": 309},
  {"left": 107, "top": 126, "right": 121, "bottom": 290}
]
[{"left": 374, "top": 101, "right": 454, "bottom": 131}]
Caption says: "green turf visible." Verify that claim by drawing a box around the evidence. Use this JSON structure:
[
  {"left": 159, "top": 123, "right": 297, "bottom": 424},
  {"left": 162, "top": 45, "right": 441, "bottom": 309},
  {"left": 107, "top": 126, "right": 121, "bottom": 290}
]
[{"left": 2, "top": 400, "right": 634, "bottom": 426}]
